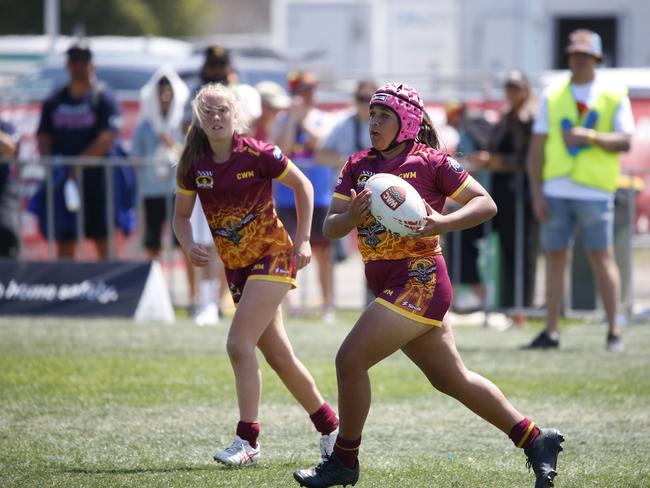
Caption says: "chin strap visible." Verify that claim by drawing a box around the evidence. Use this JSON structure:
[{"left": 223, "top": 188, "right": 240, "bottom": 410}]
[{"left": 384, "top": 140, "right": 400, "bottom": 151}]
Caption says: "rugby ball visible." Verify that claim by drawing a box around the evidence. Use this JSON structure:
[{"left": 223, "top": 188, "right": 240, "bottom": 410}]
[{"left": 365, "top": 173, "right": 426, "bottom": 236}]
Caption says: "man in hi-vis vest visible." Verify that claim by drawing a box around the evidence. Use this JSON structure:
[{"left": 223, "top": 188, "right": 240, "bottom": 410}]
[{"left": 526, "top": 29, "right": 635, "bottom": 352}]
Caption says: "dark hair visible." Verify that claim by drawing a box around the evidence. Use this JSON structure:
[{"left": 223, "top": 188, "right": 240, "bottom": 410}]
[
  {"left": 157, "top": 76, "right": 171, "bottom": 88},
  {"left": 204, "top": 45, "right": 231, "bottom": 66},
  {"left": 66, "top": 40, "right": 92, "bottom": 59},
  {"left": 416, "top": 110, "right": 439, "bottom": 149},
  {"left": 356, "top": 79, "right": 377, "bottom": 94}
]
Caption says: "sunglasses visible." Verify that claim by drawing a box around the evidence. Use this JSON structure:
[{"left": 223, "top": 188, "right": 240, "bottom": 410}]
[{"left": 355, "top": 94, "right": 372, "bottom": 103}]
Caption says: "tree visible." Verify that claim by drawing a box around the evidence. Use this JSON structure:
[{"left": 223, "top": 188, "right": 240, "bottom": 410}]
[{"left": 0, "top": 0, "right": 217, "bottom": 37}]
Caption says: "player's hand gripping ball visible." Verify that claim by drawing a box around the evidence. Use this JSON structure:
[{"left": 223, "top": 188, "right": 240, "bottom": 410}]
[{"left": 365, "top": 173, "right": 426, "bottom": 236}]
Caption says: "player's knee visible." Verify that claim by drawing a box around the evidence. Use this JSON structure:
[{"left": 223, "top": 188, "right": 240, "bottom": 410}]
[
  {"left": 226, "top": 338, "right": 255, "bottom": 363},
  {"left": 335, "top": 348, "right": 365, "bottom": 376}
]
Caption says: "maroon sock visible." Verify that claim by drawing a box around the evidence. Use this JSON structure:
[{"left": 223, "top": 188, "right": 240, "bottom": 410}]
[
  {"left": 509, "top": 418, "right": 540, "bottom": 449},
  {"left": 236, "top": 421, "right": 260, "bottom": 448},
  {"left": 333, "top": 435, "right": 360, "bottom": 469},
  {"left": 309, "top": 402, "right": 339, "bottom": 435}
]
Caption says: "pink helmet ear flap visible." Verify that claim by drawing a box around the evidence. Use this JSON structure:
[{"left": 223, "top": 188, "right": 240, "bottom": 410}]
[{"left": 370, "top": 82, "right": 424, "bottom": 143}]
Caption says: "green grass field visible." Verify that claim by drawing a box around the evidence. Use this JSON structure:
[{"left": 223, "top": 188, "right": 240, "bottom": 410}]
[{"left": 1, "top": 313, "right": 649, "bottom": 488}]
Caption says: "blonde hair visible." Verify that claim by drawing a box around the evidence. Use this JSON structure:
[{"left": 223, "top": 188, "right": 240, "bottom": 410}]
[{"left": 176, "top": 83, "right": 249, "bottom": 186}]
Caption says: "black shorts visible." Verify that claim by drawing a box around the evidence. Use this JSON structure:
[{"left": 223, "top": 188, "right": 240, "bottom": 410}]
[
  {"left": 143, "top": 196, "right": 177, "bottom": 251},
  {"left": 0, "top": 226, "right": 19, "bottom": 258},
  {"left": 277, "top": 206, "right": 330, "bottom": 247},
  {"left": 82, "top": 168, "right": 108, "bottom": 239},
  {"left": 60, "top": 167, "right": 109, "bottom": 241}
]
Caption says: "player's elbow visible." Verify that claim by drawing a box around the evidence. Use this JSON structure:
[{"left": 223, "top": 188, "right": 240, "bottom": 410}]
[
  {"left": 485, "top": 196, "right": 498, "bottom": 220},
  {"left": 322, "top": 215, "right": 345, "bottom": 240},
  {"left": 322, "top": 220, "right": 335, "bottom": 240}
]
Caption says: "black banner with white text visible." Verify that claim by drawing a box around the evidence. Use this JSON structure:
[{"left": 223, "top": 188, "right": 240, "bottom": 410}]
[{"left": 0, "top": 260, "right": 152, "bottom": 317}]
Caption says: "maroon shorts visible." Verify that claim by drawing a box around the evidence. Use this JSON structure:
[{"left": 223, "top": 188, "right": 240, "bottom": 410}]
[
  {"left": 365, "top": 254, "right": 452, "bottom": 326},
  {"left": 225, "top": 250, "right": 297, "bottom": 303}
]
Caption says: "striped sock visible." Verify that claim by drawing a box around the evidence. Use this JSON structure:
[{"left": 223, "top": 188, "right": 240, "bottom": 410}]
[
  {"left": 236, "top": 421, "right": 260, "bottom": 449},
  {"left": 509, "top": 418, "right": 540, "bottom": 449},
  {"left": 333, "top": 435, "right": 361, "bottom": 469},
  {"left": 309, "top": 402, "right": 339, "bottom": 435}
]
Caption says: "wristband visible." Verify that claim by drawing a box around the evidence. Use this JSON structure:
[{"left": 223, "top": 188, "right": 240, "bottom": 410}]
[{"left": 587, "top": 129, "right": 597, "bottom": 144}]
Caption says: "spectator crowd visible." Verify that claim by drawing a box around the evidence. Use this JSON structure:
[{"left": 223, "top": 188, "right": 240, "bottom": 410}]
[{"left": 0, "top": 30, "right": 634, "bottom": 343}]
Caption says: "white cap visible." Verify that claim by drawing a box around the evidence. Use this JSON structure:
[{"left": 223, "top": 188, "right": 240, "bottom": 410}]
[{"left": 255, "top": 80, "right": 291, "bottom": 110}]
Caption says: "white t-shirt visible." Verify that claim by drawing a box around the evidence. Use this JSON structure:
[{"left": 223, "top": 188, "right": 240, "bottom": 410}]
[{"left": 533, "top": 76, "right": 636, "bottom": 200}]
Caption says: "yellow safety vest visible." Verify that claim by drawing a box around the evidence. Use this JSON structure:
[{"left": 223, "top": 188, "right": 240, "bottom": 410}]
[{"left": 543, "top": 78, "right": 627, "bottom": 193}]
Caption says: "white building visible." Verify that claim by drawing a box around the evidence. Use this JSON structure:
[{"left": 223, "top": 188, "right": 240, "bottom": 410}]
[{"left": 266, "top": 0, "right": 650, "bottom": 99}]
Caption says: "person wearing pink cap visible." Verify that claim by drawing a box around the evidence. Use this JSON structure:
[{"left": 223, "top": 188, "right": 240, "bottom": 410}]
[
  {"left": 293, "top": 83, "right": 564, "bottom": 488},
  {"left": 526, "top": 29, "right": 635, "bottom": 352}
]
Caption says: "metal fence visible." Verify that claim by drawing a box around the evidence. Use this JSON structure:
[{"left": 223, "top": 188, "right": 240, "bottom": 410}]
[{"left": 3, "top": 156, "right": 650, "bottom": 322}]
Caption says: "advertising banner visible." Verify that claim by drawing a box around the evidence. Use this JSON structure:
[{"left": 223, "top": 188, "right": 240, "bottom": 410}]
[{"left": 0, "top": 260, "right": 174, "bottom": 322}]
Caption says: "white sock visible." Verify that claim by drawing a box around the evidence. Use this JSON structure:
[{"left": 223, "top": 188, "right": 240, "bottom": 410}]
[{"left": 199, "top": 279, "right": 218, "bottom": 310}]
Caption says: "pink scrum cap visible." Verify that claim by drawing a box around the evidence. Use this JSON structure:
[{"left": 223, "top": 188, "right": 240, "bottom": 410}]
[{"left": 370, "top": 82, "right": 424, "bottom": 143}]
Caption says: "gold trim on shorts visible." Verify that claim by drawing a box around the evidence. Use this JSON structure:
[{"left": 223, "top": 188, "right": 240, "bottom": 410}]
[
  {"left": 248, "top": 274, "right": 297, "bottom": 288},
  {"left": 375, "top": 297, "right": 442, "bottom": 327}
]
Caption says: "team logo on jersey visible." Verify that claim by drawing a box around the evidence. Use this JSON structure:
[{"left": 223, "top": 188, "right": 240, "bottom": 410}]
[
  {"left": 358, "top": 221, "right": 386, "bottom": 250},
  {"left": 381, "top": 186, "right": 406, "bottom": 210},
  {"left": 196, "top": 171, "right": 214, "bottom": 189},
  {"left": 213, "top": 213, "right": 256, "bottom": 245},
  {"left": 447, "top": 156, "right": 463, "bottom": 173},
  {"left": 356, "top": 170, "right": 374, "bottom": 188},
  {"left": 273, "top": 145, "right": 283, "bottom": 160}
]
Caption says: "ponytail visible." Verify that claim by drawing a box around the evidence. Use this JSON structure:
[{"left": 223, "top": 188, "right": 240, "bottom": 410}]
[
  {"left": 176, "top": 122, "right": 208, "bottom": 187},
  {"left": 416, "top": 110, "right": 439, "bottom": 150}
]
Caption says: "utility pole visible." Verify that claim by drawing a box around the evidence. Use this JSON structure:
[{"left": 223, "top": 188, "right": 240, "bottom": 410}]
[{"left": 44, "top": 0, "right": 60, "bottom": 57}]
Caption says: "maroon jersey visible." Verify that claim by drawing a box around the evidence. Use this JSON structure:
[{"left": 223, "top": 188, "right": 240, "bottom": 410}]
[
  {"left": 334, "top": 141, "right": 470, "bottom": 263},
  {"left": 178, "top": 133, "right": 293, "bottom": 269}
]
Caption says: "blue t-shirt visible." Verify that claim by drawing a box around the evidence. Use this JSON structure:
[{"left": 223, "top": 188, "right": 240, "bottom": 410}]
[
  {"left": 37, "top": 83, "right": 122, "bottom": 156},
  {"left": 274, "top": 113, "right": 333, "bottom": 209}
]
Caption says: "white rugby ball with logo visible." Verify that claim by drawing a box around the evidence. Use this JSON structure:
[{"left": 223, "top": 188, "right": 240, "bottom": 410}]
[{"left": 365, "top": 173, "right": 426, "bottom": 236}]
